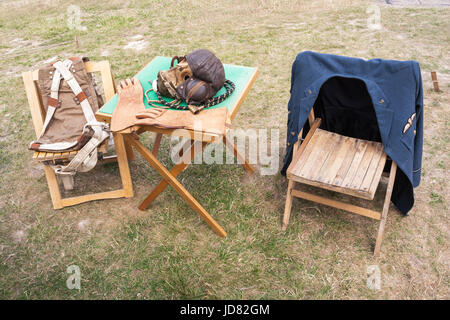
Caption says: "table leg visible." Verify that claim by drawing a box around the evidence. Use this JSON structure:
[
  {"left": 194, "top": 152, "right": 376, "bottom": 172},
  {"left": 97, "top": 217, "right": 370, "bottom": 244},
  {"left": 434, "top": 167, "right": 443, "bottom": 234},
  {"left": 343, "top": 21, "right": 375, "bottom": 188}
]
[
  {"left": 124, "top": 137, "right": 135, "bottom": 161},
  {"left": 127, "top": 136, "right": 226, "bottom": 237},
  {"left": 139, "top": 140, "right": 207, "bottom": 210},
  {"left": 152, "top": 133, "right": 163, "bottom": 156},
  {"left": 223, "top": 135, "right": 255, "bottom": 174}
]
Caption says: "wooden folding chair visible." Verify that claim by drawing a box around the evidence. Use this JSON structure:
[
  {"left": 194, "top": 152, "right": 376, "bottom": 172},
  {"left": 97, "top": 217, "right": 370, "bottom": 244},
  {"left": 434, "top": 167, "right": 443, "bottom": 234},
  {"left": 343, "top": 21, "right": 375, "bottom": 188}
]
[
  {"left": 22, "top": 60, "right": 134, "bottom": 209},
  {"left": 283, "top": 110, "right": 397, "bottom": 256}
]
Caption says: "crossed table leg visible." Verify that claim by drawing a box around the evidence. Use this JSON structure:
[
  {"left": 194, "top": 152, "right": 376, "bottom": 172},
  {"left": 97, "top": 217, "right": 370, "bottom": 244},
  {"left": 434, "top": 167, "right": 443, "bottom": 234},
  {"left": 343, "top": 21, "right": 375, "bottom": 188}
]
[{"left": 124, "top": 133, "right": 254, "bottom": 237}]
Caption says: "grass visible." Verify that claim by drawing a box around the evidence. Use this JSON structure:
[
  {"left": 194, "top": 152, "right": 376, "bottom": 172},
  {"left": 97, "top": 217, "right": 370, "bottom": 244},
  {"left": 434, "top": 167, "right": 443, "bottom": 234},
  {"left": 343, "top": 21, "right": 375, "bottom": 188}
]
[{"left": 0, "top": 0, "right": 449, "bottom": 299}]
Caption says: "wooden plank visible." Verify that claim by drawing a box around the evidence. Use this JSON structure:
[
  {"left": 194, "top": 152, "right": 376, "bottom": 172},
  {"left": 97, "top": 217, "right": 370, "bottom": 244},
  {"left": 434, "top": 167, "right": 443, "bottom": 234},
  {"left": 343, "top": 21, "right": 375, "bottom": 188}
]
[
  {"left": 318, "top": 136, "right": 351, "bottom": 184},
  {"left": 32, "top": 151, "right": 39, "bottom": 159},
  {"left": 138, "top": 140, "right": 208, "bottom": 211},
  {"left": 288, "top": 171, "right": 375, "bottom": 200},
  {"left": 341, "top": 140, "right": 369, "bottom": 188},
  {"left": 360, "top": 143, "right": 384, "bottom": 193},
  {"left": 286, "top": 119, "right": 322, "bottom": 177},
  {"left": 31, "top": 69, "right": 39, "bottom": 81},
  {"left": 306, "top": 131, "right": 341, "bottom": 181},
  {"left": 128, "top": 136, "right": 227, "bottom": 237},
  {"left": 152, "top": 133, "right": 163, "bottom": 156},
  {"left": 95, "top": 111, "right": 112, "bottom": 124},
  {"left": 229, "top": 68, "right": 258, "bottom": 121},
  {"left": 43, "top": 166, "right": 63, "bottom": 209},
  {"left": 333, "top": 138, "right": 359, "bottom": 186},
  {"left": 61, "top": 152, "right": 70, "bottom": 159},
  {"left": 41, "top": 152, "right": 52, "bottom": 160},
  {"left": 367, "top": 152, "right": 387, "bottom": 198},
  {"left": 431, "top": 71, "right": 440, "bottom": 92},
  {"left": 282, "top": 180, "right": 295, "bottom": 231},
  {"left": 291, "top": 189, "right": 381, "bottom": 220},
  {"left": 374, "top": 161, "right": 397, "bottom": 256},
  {"left": 292, "top": 129, "right": 303, "bottom": 156},
  {"left": 60, "top": 189, "right": 126, "bottom": 207},
  {"left": 53, "top": 152, "right": 62, "bottom": 160},
  {"left": 22, "top": 71, "right": 45, "bottom": 137},
  {"left": 99, "top": 61, "right": 117, "bottom": 102},
  {"left": 307, "top": 108, "right": 315, "bottom": 126},
  {"left": 297, "top": 131, "right": 330, "bottom": 179},
  {"left": 113, "top": 133, "right": 133, "bottom": 198},
  {"left": 350, "top": 142, "right": 377, "bottom": 190},
  {"left": 290, "top": 127, "right": 323, "bottom": 176},
  {"left": 37, "top": 152, "right": 46, "bottom": 160}
]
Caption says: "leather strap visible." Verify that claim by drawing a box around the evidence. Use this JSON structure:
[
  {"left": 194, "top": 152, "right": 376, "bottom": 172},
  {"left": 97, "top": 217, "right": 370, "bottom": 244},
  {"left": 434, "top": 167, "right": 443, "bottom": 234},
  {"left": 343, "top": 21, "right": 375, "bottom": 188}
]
[
  {"left": 30, "top": 142, "right": 41, "bottom": 151},
  {"left": 75, "top": 91, "right": 87, "bottom": 104},
  {"left": 48, "top": 97, "right": 60, "bottom": 107}
]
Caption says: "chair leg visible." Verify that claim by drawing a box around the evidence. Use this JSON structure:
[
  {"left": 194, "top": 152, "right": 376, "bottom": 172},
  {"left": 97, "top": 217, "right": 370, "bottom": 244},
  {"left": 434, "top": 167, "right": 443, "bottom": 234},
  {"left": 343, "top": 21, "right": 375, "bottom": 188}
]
[
  {"left": 43, "top": 165, "right": 63, "bottom": 209},
  {"left": 113, "top": 133, "right": 134, "bottom": 198},
  {"left": 282, "top": 179, "right": 295, "bottom": 231},
  {"left": 374, "top": 161, "right": 397, "bottom": 257}
]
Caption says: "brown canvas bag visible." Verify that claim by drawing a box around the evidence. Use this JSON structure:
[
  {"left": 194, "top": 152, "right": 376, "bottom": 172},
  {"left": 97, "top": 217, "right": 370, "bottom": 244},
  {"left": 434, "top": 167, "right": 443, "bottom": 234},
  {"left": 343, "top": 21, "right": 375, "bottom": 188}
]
[
  {"left": 30, "top": 57, "right": 104, "bottom": 152},
  {"left": 29, "top": 57, "right": 110, "bottom": 190}
]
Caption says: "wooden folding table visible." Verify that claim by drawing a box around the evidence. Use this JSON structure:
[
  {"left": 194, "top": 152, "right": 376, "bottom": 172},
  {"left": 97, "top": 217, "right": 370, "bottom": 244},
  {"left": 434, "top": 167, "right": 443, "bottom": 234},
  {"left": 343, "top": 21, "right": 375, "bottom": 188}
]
[{"left": 96, "top": 57, "right": 258, "bottom": 237}]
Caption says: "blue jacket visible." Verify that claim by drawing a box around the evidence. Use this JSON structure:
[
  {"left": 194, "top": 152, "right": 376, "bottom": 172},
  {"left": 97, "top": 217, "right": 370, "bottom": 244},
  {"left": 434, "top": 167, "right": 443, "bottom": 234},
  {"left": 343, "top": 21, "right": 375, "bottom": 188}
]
[{"left": 281, "top": 51, "right": 423, "bottom": 214}]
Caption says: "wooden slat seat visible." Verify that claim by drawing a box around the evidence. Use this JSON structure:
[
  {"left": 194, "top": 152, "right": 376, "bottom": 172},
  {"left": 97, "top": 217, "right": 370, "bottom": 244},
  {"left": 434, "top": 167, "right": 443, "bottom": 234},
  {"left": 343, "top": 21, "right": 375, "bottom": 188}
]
[
  {"left": 32, "top": 150, "right": 78, "bottom": 162},
  {"left": 287, "top": 129, "right": 387, "bottom": 200},
  {"left": 283, "top": 115, "right": 398, "bottom": 256},
  {"left": 32, "top": 141, "right": 108, "bottom": 163}
]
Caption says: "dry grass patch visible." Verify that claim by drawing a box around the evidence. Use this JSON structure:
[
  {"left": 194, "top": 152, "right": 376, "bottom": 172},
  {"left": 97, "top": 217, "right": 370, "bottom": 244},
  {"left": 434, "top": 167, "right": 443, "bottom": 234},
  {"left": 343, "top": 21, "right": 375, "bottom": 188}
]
[{"left": 0, "top": 0, "right": 448, "bottom": 299}]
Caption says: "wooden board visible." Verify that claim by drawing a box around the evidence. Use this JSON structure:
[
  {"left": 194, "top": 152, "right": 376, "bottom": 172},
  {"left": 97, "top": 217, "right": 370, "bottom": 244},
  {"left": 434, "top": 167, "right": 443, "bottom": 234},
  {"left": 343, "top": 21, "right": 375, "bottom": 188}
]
[{"left": 287, "top": 129, "right": 387, "bottom": 200}]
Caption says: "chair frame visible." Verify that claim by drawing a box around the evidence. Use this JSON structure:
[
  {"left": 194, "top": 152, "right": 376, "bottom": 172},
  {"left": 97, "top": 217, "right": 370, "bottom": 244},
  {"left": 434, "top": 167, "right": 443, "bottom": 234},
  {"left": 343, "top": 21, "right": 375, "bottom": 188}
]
[
  {"left": 282, "top": 109, "right": 397, "bottom": 256},
  {"left": 22, "top": 60, "right": 134, "bottom": 209}
]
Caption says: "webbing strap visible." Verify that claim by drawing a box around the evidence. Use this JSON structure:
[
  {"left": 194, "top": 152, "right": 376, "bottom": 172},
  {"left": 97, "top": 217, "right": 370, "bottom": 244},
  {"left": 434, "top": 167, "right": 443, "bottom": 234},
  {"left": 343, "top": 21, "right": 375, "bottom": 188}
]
[
  {"left": 35, "top": 62, "right": 64, "bottom": 140},
  {"left": 53, "top": 60, "right": 97, "bottom": 124},
  {"left": 51, "top": 60, "right": 109, "bottom": 177}
]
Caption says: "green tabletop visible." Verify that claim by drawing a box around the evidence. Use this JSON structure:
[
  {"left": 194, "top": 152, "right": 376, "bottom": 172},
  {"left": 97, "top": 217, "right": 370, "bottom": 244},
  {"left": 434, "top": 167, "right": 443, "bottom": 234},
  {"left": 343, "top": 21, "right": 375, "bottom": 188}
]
[{"left": 98, "top": 56, "right": 257, "bottom": 115}]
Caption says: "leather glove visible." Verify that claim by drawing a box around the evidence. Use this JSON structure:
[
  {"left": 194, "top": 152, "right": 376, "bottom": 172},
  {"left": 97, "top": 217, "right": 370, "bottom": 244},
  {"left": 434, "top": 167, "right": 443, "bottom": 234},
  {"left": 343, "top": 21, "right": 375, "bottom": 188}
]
[
  {"left": 135, "top": 107, "right": 229, "bottom": 135},
  {"left": 111, "top": 78, "right": 146, "bottom": 132}
]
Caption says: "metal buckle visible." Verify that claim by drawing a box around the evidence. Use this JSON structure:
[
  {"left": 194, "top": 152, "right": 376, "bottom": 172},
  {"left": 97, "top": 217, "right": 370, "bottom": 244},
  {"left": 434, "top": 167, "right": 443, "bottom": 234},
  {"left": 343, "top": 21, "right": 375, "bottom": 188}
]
[{"left": 188, "top": 105, "right": 204, "bottom": 114}]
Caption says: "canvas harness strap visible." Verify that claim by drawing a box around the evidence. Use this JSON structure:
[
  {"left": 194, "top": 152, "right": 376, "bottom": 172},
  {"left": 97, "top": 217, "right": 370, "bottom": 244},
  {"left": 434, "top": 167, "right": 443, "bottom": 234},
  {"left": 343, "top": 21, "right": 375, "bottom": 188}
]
[{"left": 35, "top": 59, "right": 110, "bottom": 189}]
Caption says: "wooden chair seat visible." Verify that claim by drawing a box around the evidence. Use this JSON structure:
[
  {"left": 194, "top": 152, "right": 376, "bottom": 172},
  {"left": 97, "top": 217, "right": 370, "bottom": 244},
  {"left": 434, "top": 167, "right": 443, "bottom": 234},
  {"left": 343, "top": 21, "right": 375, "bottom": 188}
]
[
  {"left": 32, "top": 140, "right": 109, "bottom": 163},
  {"left": 287, "top": 128, "right": 387, "bottom": 201},
  {"left": 32, "top": 150, "right": 79, "bottom": 162},
  {"left": 283, "top": 116, "right": 398, "bottom": 256}
]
